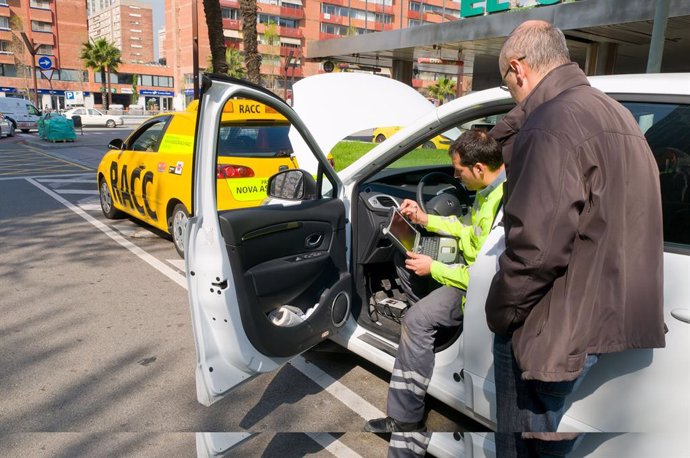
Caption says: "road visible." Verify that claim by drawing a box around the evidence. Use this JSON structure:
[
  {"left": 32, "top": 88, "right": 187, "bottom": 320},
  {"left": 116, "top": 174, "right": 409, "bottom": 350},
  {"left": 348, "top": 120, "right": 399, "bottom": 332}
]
[{"left": 0, "top": 128, "right": 484, "bottom": 457}]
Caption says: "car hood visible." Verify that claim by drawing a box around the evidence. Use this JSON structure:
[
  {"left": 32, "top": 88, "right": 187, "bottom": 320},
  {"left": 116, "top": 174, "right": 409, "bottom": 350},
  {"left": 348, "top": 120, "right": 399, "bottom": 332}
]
[{"left": 289, "top": 73, "right": 436, "bottom": 174}]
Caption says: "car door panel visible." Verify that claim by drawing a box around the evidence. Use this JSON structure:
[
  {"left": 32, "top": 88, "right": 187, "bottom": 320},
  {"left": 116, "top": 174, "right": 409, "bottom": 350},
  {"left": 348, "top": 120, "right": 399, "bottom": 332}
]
[
  {"left": 188, "top": 76, "right": 355, "bottom": 405},
  {"left": 218, "top": 198, "right": 350, "bottom": 357}
]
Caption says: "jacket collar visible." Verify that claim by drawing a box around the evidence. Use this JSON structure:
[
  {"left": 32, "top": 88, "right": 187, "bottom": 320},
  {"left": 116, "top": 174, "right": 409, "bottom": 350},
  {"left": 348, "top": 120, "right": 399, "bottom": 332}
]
[{"left": 491, "top": 62, "right": 590, "bottom": 145}]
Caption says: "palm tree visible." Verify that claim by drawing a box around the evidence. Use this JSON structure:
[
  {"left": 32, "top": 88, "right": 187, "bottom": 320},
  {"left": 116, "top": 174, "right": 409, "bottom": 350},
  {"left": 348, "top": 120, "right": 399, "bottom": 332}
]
[
  {"left": 427, "top": 77, "right": 456, "bottom": 105},
  {"left": 202, "top": 0, "right": 228, "bottom": 74},
  {"left": 240, "top": 0, "right": 261, "bottom": 84},
  {"left": 80, "top": 38, "right": 121, "bottom": 110}
]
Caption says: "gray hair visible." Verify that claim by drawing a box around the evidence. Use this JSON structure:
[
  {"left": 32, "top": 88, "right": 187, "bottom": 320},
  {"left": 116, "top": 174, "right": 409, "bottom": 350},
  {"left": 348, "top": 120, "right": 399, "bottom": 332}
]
[{"left": 499, "top": 20, "right": 570, "bottom": 76}]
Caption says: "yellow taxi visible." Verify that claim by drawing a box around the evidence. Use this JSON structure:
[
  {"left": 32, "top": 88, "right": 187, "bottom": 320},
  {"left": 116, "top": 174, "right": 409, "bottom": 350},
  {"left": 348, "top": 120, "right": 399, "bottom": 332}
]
[
  {"left": 97, "top": 99, "right": 298, "bottom": 257},
  {"left": 372, "top": 126, "right": 452, "bottom": 150}
]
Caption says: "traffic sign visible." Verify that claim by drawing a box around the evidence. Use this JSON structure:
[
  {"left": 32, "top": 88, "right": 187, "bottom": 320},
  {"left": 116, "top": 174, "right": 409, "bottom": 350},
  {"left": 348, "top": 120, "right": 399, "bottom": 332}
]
[{"left": 37, "top": 56, "right": 53, "bottom": 70}]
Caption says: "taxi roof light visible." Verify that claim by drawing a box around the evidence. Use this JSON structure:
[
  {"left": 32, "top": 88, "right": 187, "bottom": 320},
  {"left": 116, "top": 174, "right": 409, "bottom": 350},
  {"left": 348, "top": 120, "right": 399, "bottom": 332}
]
[{"left": 217, "top": 164, "right": 255, "bottom": 179}]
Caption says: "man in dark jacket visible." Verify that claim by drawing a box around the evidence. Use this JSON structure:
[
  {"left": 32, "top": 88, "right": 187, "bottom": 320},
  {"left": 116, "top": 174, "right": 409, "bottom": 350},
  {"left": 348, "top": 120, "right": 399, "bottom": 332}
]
[{"left": 487, "top": 20, "right": 665, "bottom": 456}]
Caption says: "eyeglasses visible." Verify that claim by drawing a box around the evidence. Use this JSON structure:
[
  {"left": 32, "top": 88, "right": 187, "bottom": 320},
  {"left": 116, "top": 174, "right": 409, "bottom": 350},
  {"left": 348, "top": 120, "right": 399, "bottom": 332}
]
[{"left": 499, "top": 56, "right": 526, "bottom": 91}]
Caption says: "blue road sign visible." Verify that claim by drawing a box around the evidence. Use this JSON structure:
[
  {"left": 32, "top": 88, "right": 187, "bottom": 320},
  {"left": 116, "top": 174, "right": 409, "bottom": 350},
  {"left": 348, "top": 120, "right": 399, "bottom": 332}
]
[{"left": 38, "top": 56, "right": 52, "bottom": 70}]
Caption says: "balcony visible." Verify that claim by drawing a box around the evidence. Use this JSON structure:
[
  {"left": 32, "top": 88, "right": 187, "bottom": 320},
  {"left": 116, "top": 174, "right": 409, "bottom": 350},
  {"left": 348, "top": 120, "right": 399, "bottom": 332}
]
[
  {"left": 279, "top": 26, "right": 302, "bottom": 38},
  {"left": 319, "top": 32, "right": 343, "bottom": 40},
  {"left": 223, "top": 18, "right": 241, "bottom": 30},
  {"left": 221, "top": 0, "right": 240, "bottom": 8},
  {"left": 280, "top": 6, "right": 304, "bottom": 19},
  {"left": 320, "top": 13, "right": 347, "bottom": 26}
]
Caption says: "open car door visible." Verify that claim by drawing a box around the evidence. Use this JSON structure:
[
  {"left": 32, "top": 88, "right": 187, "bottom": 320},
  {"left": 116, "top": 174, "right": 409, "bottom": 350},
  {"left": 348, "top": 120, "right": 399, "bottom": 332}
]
[
  {"left": 186, "top": 73, "right": 439, "bottom": 407},
  {"left": 185, "top": 75, "right": 352, "bottom": 406}
]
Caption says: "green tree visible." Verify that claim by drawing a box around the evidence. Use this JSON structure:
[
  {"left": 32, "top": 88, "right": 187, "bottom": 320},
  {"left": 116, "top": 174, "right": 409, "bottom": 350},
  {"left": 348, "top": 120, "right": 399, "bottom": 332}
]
[
  {"left": 202, "top": 0, "right": 228, "bottom": 74},
  {"left": 79, "top": 38, "right": 122, "bottom": 110},
  {"left": 263, "top": 21, "right": 280, "bottom": 89},
  {"left": 131, "top": 74, "right": 139, "bottom": 106},
  {"left": 224, "top": 47, "right": 246, "bottom": 79},
  {"left": 240, "top": 0, "right": 261, "bottom": 84},
  {"left": 9, "top": 14, "right": 33, "bottom": 103},
  {"left": 427, "top": 77, "right": 456, "bottom": 105}
]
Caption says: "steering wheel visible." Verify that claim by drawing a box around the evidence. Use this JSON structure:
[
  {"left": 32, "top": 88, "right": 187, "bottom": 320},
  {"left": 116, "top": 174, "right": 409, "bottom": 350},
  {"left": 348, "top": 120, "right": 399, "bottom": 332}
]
[{"left": 416, "top": 172, "right": 472, "bottom": 217}]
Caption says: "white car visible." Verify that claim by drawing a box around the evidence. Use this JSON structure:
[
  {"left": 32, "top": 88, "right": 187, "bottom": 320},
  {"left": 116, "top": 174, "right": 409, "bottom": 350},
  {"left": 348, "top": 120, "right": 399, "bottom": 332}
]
[
  {"left": 64, "top": 107, "right": 123, "bottom": 128},
  {"left": 0, "top": 112, "right": 15, "bottom": 137},
  {"left": 186, "top": 73, "right": 690, "bottom": 457}
]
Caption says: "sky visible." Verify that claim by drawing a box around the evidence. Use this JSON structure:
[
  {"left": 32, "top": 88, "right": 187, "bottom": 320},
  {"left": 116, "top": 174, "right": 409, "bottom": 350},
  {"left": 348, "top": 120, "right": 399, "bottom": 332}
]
[{"left": 137, "top": 0, "right": 165, "bottom": 60}]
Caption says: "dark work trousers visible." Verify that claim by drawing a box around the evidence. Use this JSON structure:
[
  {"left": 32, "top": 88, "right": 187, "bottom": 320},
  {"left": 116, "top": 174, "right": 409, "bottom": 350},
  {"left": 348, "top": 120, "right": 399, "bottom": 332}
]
[{"left": 388, "top": 432, "right": 432, "bottom": 458}]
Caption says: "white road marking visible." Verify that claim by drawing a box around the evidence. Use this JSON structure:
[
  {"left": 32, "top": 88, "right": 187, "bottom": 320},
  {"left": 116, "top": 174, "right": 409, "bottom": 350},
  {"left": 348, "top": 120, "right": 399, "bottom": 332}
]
[
  {"left": 28, "top": 176, "right": 372, "bottom": 454},
  {"left": 55, "top": 189, "right": 99, "bottom": 195},
  {"left": 305, "top": 433, "right": 362, "bottom": 458},
  {"left": 167, "top": 259, "right": 185, "bottom": 271},
  {"left": 289, "top": 356, "right": 385, "bottom": 420},
  {"left": 79, "top": 203, "right": 102, "bottom": 211},
  {"left": 36, "top": 178, "right": 95, "bottom": 184},
  {"left": 27, "top": 177, "right": 187, "bottom": 289}
]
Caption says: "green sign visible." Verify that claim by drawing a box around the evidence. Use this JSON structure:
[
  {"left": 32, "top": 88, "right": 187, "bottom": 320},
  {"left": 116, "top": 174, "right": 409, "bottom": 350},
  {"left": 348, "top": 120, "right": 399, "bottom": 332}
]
[{"left": 461, "top": 0, "right": 565, "bottom": 19}]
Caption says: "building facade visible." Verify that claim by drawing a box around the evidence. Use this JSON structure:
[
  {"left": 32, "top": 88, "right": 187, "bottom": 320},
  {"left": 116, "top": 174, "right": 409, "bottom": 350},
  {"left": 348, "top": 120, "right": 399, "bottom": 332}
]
[{"left": 88, "top": 0, "right": 154, "bottom": 64}]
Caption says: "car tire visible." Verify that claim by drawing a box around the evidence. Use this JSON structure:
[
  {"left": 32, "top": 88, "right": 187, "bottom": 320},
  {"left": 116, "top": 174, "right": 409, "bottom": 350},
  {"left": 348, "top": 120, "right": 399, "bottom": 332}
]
[
  {"left": 169, "top": 203, "right": 189, "bottom": 258},
  {"left": 422, "top": 141, "right": 435, "bottom": 149},
  {"left": 106, "top": 119, "right": 116, "bottom": 128},
  {"left": 99, "top": 178, "right": 123, "bottom": 219},
  {"left": 375, "top": 134, "right": 386, "bottom": 143},
  {"left": 7, "top": 124, "right": 14, "bottom": 137}
]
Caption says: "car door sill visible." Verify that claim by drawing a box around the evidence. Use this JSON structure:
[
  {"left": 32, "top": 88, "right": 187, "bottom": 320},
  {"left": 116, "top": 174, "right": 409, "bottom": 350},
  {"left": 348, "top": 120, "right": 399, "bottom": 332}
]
[{"left": 358, "top": 332, "right": 397, "bottom": 358}]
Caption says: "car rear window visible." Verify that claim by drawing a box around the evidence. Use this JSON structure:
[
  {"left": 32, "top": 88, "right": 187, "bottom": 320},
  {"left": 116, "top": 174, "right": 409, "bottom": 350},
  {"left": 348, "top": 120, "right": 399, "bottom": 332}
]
[{"left": 217, "top": 124, "right": 293, "bottom": 158}]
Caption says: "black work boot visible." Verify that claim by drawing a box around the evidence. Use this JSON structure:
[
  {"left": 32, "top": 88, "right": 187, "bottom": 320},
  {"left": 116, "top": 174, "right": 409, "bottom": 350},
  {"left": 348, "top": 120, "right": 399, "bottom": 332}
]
[{"left": 364, "top": 416, "right": 426, "bottom": 433}]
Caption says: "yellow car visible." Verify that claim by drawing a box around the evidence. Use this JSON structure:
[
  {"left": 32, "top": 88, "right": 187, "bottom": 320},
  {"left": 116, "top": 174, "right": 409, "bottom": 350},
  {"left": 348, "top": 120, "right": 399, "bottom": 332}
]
[
  {"left": 372, "top": 126, "right": 452, "bottom": 150},
  {"left": 97, "top": 99, "right": 299, "bottom": 257}
]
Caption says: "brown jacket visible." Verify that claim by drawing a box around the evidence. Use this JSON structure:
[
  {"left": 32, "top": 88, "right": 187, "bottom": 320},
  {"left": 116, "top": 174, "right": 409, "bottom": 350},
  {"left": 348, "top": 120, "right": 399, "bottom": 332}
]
[{"left": 487, "top": 63, "right": 666, "bottom": 382}]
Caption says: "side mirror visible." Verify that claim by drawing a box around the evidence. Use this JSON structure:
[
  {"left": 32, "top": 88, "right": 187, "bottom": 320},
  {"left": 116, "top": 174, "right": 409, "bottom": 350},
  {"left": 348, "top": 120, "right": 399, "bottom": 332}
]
[
  {"left": 108, "top": 138, "right": 125, "bottom": 150},
  {"left": 267, "top": 169, "right": 317, "bottom": 201}
]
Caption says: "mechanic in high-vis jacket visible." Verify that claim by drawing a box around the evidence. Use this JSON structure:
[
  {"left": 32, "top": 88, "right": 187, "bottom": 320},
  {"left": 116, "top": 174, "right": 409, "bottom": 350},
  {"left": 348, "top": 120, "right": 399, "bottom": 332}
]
[{"left": 365, "top": 129, "right": 505, "bottom": 457}]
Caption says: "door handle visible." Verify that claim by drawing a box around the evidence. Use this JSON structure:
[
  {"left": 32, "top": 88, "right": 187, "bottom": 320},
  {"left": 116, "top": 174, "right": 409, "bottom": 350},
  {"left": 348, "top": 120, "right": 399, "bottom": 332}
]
[{"left": 305, "top": 233, "right": 323, "bottom": 248}]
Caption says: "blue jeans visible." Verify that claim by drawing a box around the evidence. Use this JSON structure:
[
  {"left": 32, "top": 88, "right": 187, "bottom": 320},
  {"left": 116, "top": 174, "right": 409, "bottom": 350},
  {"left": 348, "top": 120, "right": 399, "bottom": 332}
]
[{"left": 493, "top": 334, "right": 598, "bottom": 458}]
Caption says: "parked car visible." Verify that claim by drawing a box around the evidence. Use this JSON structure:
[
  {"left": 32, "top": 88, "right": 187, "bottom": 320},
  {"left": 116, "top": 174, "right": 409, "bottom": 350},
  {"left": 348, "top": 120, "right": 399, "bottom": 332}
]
[
  {"left": 0, "top": 112, "right": 15, "bottom": 137},
  {"left": 187, "top": 73, "right": 689, "bottom": 457},
  {"left": 96, "top": 99, "right": 302, "bottom": 257},
  {"left": 64, "top": 108, "right": 123, "bottom": 128},
  {"left": 373, "top": 125, "right": 452, "bottom": 149}
]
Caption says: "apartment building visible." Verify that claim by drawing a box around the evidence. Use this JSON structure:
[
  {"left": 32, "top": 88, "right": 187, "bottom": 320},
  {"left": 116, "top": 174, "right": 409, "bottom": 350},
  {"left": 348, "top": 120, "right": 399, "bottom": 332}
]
[
  {"left": 165, "top": 0, "right": 468, "bottom": 109},
  {"left": 0, "top": 0, "right": 90, "bottom": 110},
  {"left": 88, "top": 0, "right": 154, "bottom": 64}
]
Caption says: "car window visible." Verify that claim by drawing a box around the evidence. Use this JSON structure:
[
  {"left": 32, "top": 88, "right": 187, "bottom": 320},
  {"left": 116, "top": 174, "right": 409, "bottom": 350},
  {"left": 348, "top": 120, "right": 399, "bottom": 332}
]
[
  {"left": 27, "top": 105, "right": 40, "bottom": 116},
  {"left": 622, "top": 102, "right": 690, "bottom": 246},
  {"left": 89, "top": 109, "right": 101, "bottom": 116},
  {"left": 129, "top": 119, "right": 168, "bottom": 152},
  {"left": 75, "top": 109, "right": 85, "bottom": 115},
  {"left": 385, "top": 113, "right": 507, "bottom": 170},
  {"left": 217, "top": 124, "right": 292, "bottom": 158}
]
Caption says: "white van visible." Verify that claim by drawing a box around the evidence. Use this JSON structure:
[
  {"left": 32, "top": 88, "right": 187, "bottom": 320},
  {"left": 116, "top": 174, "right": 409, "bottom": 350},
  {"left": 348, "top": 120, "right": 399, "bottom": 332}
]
[{"left": 0, "top": 97, "right": 42, "bottom": 132}]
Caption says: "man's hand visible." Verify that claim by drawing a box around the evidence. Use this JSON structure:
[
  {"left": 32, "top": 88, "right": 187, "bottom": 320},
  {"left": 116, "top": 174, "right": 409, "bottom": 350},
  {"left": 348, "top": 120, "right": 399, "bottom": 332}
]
[
  {"left": 399, "top": 199, "right": 428, "bottom": 226},
  {"left": 405, "top": 251, "right": 433, "bottom": 276}
]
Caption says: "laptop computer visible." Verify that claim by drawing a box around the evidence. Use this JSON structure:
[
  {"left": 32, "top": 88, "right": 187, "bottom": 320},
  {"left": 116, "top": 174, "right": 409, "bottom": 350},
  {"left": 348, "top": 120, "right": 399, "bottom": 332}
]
[{"left": 382, "top": 208, "right": 459, "bottom": 264}]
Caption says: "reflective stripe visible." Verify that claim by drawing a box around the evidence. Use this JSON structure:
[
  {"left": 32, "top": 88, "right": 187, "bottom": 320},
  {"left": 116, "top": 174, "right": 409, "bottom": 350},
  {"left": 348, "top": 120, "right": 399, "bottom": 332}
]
[
  {"left": 390, "top": 380, "right": 427, "bottom": 396},
  {"left": 392, "top": 368, "right": 430, "bottom": 386},
  {"left": 389, "top": 433, "right": 430, "bottom": 456}
]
